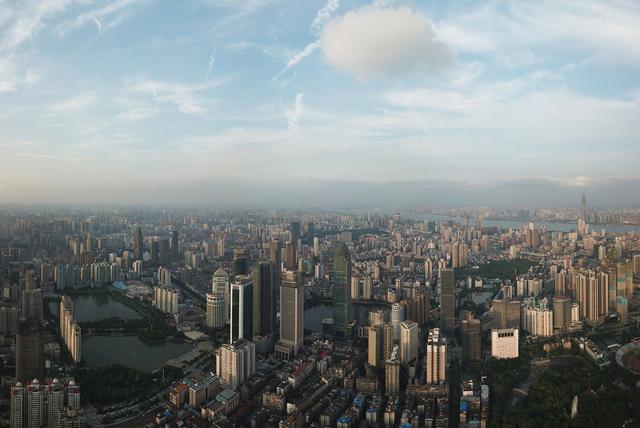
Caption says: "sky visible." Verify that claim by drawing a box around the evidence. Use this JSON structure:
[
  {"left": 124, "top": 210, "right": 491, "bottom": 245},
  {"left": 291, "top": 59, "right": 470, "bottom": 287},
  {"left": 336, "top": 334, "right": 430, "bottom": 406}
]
[{"left": 0, "top": 0, "right": 639, "bottom": 207}]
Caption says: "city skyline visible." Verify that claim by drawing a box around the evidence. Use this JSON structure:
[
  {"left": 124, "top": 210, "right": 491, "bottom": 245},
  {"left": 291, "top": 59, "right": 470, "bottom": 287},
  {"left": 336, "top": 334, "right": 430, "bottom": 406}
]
[{"left": 0, "top": 0, "right": 639, "bottom": 205}]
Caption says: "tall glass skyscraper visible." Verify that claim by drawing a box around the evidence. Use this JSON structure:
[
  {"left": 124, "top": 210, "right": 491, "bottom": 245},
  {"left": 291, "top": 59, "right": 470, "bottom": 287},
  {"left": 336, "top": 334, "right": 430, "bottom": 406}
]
[{"left": 332, "top": 242, "right": 352, "bottom": 341}]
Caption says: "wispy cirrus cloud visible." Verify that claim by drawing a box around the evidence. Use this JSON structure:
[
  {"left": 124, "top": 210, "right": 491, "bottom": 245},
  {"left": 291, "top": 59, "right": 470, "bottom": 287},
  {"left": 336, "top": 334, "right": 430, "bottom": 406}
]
[{"left": 56, "top": 0, "right": 146, "bottom": 36}]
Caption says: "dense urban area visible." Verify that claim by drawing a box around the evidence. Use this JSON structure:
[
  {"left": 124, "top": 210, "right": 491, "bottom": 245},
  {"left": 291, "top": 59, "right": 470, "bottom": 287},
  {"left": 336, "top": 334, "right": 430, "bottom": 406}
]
[{"left": 1, "top": 197, "right": 640, "bottom": 427}]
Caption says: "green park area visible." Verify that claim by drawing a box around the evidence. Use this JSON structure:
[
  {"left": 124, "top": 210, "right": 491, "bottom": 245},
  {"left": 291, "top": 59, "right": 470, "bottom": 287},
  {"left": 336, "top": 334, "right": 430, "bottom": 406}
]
[{"left": 455, "top": 258, "right": 537, "bottom": 281}]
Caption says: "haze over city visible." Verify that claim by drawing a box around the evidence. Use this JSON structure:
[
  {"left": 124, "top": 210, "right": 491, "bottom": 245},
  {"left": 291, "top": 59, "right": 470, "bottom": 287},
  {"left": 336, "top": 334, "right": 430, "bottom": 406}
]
[{"left": 1, "top": 0, "right": 639, "bottom": 206}]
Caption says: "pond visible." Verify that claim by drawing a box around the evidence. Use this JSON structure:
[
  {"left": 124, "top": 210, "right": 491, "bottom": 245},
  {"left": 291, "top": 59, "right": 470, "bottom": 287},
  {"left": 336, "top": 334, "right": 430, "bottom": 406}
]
[
  {"left": 82, "top": 335, "right": 193, "bottom": 372},
  {"left": 48, "top": 293, "right": 142, "bottom": 322}
]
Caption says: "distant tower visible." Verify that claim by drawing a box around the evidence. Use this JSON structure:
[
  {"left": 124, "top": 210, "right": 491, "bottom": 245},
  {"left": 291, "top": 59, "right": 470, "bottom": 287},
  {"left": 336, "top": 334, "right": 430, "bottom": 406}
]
[
  {"left": 332, "top": 242, "right": 352, "bottom": 341},
  {"left": 133, "top": 226, "right": 143, "bottom": 260},
  {"left": 170, "top": 230, "right": 179, "bottom": 263},
  {"left": 580, "top": 193, "right": 588, "bottom": 222}
]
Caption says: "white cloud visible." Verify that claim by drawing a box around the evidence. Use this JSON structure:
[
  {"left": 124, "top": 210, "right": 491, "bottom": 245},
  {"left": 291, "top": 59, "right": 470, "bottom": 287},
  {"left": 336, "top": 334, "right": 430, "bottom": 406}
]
[
  {"left": 273, "top": 40, "right": 321, "bottom": 81},
  {"left": 207, "top": 46, "right": 217, "bottom": 80},
  {"left": 285, "top": 93, "right": 304, "bottom": 129},
  {"left": 56, "top": 0, "right": 144, "bottom": 36},
  {"left": 437, "top": 1, "right": 640, "bottom": 66},
  {"left": 50, "top": 94, "right": 97, "bottom": 112},
  {"left": 311, "top": 0, "right": 340, "bottom": 33},
  {"left": 322, "top": 6, "right": 454, "bottom": 79}
]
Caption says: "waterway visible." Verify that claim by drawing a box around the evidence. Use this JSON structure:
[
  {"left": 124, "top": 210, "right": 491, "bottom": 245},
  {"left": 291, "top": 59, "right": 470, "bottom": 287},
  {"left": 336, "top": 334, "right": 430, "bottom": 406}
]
[
  {"left": 82, "top": 335, "right": 192, "bottom": 372},
  {"left": 48, "top": 294, "right": 142, "bottom": 322}
]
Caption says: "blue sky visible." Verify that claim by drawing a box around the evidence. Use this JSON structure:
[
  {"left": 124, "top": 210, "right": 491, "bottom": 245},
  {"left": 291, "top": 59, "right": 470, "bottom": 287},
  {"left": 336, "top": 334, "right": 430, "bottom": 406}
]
[{"left": 0, "top": 0, "right": 639, "bottom": 206}]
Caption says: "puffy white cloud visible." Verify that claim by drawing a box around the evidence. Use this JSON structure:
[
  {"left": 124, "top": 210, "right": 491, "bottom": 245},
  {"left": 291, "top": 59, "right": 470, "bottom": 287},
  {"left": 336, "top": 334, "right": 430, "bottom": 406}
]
[{"left": 322, "top": 6, "right": 453, "bottom": 79}]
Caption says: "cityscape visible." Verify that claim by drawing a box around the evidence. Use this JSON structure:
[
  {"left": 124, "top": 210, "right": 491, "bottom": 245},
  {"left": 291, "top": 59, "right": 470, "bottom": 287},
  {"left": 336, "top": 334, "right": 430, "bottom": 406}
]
[{"left": 1, "top": 1, "right": 640, "bottom": 428}]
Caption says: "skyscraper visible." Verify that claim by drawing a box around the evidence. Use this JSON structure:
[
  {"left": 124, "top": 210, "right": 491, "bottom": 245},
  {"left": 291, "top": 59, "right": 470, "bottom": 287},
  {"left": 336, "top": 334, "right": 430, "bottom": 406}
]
[
  {"left": 232, "top": 249, "right": 249, "bottom": 279},
  {"left": 218, "top": 340, "right": 255, "bottom": 390},
  {"left": 440, "top": 268, "right": 455, "bottom": 334},
  {"left": 10, "top": 382, "right": 25, "bottom": 428},
  {"left": 461, "top": 315, "right": 481, "bottom": 364},
  {"left": 385, "top": 345, "right": 400, "bottom": 396},
  {"left": 20, "top": 289, "right": 43, "bottom": 321},
  {"left": 368, "top": 324, "right": 384, "bottom": 367},
  {"left": 159, "top": 237, "right": 170, "bottom": 266},
  {"left": 150, "top": 239, "right": 159, "bottom": 264},
  {"left": 426, "top": 328, "right": 447, "bottom": 385},
  {"left": 253, "top": 260, "right": 275, "bottom": 338},
  {"left": 171, "top": 230, "right": 179, "bottom": 263},
  {"left": 133, "top": 226, "right": 143, "bottom": 260},
  {"left": 399, "top": 320, "right": 418, "bottom": 366},
  {"left": 580, "top": 193, "right": 588, "bottom": 222},
  {"left": 212, "top": 267, "right": 230, "bottom": 321},
  {"left": 332, "top": 242, "right": 352, "bottom": 341},
  {"left": 283, "top": 241, "right": 297, "bottom": 271},
  {"left": 206, "top": 292, "right": 226, "bottom": 329},
  {"left": 15, "top": 319, "right": 44, "bottom": 384},
  {"left": 289, "top": 221, "right": 301, "bottom": 245},
  {"left": 275, "top": 270, "right": 304, "bottom": 359},
  {"left": 230, "top": 275, "right": 253, "bottom": 343}
]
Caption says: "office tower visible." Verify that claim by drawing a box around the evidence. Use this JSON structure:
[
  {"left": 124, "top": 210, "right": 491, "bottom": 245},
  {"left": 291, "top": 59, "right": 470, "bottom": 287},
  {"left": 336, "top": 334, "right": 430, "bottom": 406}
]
[
  {"left": 351, "top": 276, "right": 360, "bottom": 300},
  {"left": 20, "top": 289, "right": 43, "bottom": 321},
  {"left": 232, "top": 249, "right": 249, "bottom": 279},
  {"left": 368, "top": 324, "right": 384, "bottom": 367},
  {"left": 399, "top": 321, "right": 418, "bottom": 366},
  {"left": 10, "top": 382, "right": 25, "bottom": 428},
  {"left": 383, "top": 322, "right": 394, "bottom": 360},
  {"left": 16, "top": 319, "right": 44, "bottom": 383},
  {"left": 385, "top": 346, "right": 400, "bottom": 396},
  {"left": 230, "top": 275, "right": 253, "bottom": 343},
  {"left": 150, "top": 239, "right": 159, "bottom": 264},
  {"left": 206, "top": 292, "right": 226, "bottom": 329},
  {"left": 26, "top": 379, "right": 44, "bottom": 428},
  {"left": 158, "top": 238, "right": 170, "bottom": 266},
  {"left": 552, "top": 295, "right": 571, "bottom": 331},
  {"left": 426, "top": 328, "right": 447, "bottom": 385},
  {"left": 133, "top": 226, "right": 143, "bottom": 260},
  {"left": 269, "top": 237, "right": 282, "bottom": 291},
  {"left": 391, "top": 303, "right": 404, "bottom": 340},
  {"left": 289, "top": 221, "right": 301, "bottom": 245},
  {"left": 461, "top": 315, "right": 481, "bottom": 364},
  {"left": 491, "top": 328, "right": 519, "bottom": 359},
  {"left": 283, "top": 241, "right": 297, "bottom": 271},
  {"left": 212, "top": 267, "right": 230, "bottom": 322},
  {"left": 253, "top": 261, "right": 275, "bottom": 339},
  {"left": 440, "top": 269, "right": 455, "bottom": 334},
  {"left": 275, "top": 270, "right": 304, "bottom": 359},
  {"left": 490, "top": 298, "right": 521, "bottom": 329},
  {"left": 218, "top": 340, "right": 256, "bottom": 390},
  {"left": 171, "top": 230, "right": 179, "bottom": 263},
  {"left": 332, "top": 242, "right": 352, "bottom": 341}
]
